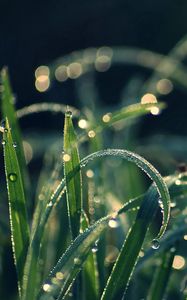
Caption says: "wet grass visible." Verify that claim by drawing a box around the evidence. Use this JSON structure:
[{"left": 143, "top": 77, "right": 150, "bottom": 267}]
[{"left": 1, "top": 37, "right": 187, "bottom": 300}]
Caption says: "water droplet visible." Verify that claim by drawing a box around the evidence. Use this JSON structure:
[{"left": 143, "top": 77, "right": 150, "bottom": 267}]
[
  {"left": 56, "top": 272, "right": 64, "bottom": 280},
  {"left": 92, "top": 245, "right": 98, "bottom": 253},
  {"left": 66, "top": 110, "right": 72, "bottom": 117},
  {"left": 74, "top": 257, "right": 81, "bottom": 265},
  {"left": 4, "top": 128, "right": 8, "bottom": 133},
  {"left": 43, "top": 283, "right": 51, "bottom": 292},
  {"left": 8, "top": 173, "right": 17, "bottom": 182},
  {"left": 13, "top": 142, "right": 17, "bottom": 148},
  {"left": 151, "top": 239, "right": 160, "bottom": 250},
  {"left": 108, "top": 217, "right": 119, "bottom": 228},
  {"left": 47, "top": 201, "right": 53, "bottom": 207},
  {"left": 1, "top": 140, "right": 6, "bottom": 145}
]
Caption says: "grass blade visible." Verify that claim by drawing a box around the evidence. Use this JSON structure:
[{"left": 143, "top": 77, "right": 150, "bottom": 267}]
[
  {"left": 81, "top": 149, "right": 170, "bottom": 239},
  {"left": 64, "top": 111, "right": 82, "bottom": 239},
  {"left": 1, "top": 68, "right": 30, "bottom": 200},
  {"left": 81, "top": 211, "right": 99, "bottom": 300},
  {"left": 147, "top": 248, "right": 176, "bottom": 300},
  {"left": 101, "top": 184, "right": 159, "bottom": 300},
  {"left": 37, "top": 215, "right": 111, "bottom": 300},
  {"left": 2, "top": 118, "right": 30, "bottom": 294}
]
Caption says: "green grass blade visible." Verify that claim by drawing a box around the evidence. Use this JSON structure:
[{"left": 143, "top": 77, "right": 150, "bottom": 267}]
[
  {"left": 1, "top": 68, "right": 30, "bottom": 199},
  {"left": 64, "top": 111, "right": 82, "bottom": 239},
  {"left": 92, "top": 102, "right": 165, "bottom": 133},
  {"left": 147, "top": 248, "right": 176, "bottom": 300},
  {"left": 81, "top": 211, "right": 99, "bottom": 300},
  {"left": 2, "top": 118, "right": 30, "bottom": 294},
  {"left": 37, "top": 215, "right": 111, "bottom": 300},
  {"left": 78, "top": 102, "right": 165, "bottom": 145},
  {"left": 101, "top": 185, "right": 159, "bottom": 300}
]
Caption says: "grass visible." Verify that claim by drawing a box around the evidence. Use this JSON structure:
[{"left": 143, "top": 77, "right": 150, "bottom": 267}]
[{"left": 0, "top": 38, "right": 187, "bottom": 300}]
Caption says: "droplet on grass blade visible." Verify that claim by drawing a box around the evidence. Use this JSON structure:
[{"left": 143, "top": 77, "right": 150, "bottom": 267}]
[
  {"left": 151, "top": 239, "right": 160, "bottom": 250},
  {"left": 8, "top": 173, "right": 17, "bottom": 182}
]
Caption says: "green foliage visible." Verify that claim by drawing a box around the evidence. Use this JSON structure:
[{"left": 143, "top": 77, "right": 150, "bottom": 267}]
[{"left": 1, "top": 38, "right": 187, "bottom": 300}]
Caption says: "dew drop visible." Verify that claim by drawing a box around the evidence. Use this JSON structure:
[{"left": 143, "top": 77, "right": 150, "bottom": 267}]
[
  {"left": 1, "top": 140, "right": 6, "bottom": 145},
  {"left": 151, "top": 239, "right": 160, "bottom": 250},
  {"left": 13, "top": 142, "right": 17, "bottom": 148},
  {"left": 91, "top": 245, "right": 98, "bottom": 253},
  {"left": 74, "top": 257, "right": 81, "bottom": 265},
  {"left": 66, "top": 110, "right": 72, "bottom": 117},
  {"left": 4, "top": 128, "right": 8, "bottom": 133},
  {"left": 8, "top": 173, "right": 17, "bottom": 182},
  {"left": 47, "top": 201, "right": 53, "bottom": 207},
  {"left": 108, "top": 217, "right": 119, "bottom": 228}
]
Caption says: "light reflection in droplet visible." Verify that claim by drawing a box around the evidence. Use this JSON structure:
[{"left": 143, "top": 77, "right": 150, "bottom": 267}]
[
  {"left": 63, "top": 154, "right": 71, "bottom": 162},
  {"left": 108, "top": 218, "right": 119, "bottom": 228},
  {"left": 102, "top": 113, "right": 111, "bottom": 123},
  {"left": 43, "top": 283, "right": 51, "bottom": 292},
  {"left": 56, "top": 272, "right": 64, "bottom": 280},
  {"left": 88, "top": 130, "right": 96, "bottom": 138},
  {"left": 150, "top": 106, "right": 160, "bottom": 115},
  {"left": 141, "top": 93, "right": 157, "bottom": 104}
]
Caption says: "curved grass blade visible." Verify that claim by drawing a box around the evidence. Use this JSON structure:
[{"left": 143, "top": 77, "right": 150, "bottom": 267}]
[
  {"left": 78, "top": 102, "right": 165, "bottom": 145},
  {"left": 38, "top": 149, "right": 170, "bottom": 300},
  {"left": 90, "top": 102, "right": 165, "bottom": 134},
  {"left": 16, "top": 102, "right": 80, "bottom": 119},
  {"left": 64, "top": 111, "right": 82, "bottom": 239},
  {"left": 0, "top": 68, "right": 30, "bottom": 199},
  {"left": 81, "top": 149, "right": 170, "bottom": 239},
  {"left": 37, "top": 214, "right": 111, "bottom": 300},
  {"left": 2, "top": 118, "right": 30, "bottom": 294}
]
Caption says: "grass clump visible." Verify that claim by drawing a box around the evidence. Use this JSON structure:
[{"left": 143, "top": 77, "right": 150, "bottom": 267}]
[{"left": 1, "top": 39, "right": 187, "bottom": 300}]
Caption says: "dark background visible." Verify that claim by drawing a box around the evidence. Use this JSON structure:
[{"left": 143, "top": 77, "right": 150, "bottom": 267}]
[{"left": 1, "top": 0, "right": 187, "bottom": 106}]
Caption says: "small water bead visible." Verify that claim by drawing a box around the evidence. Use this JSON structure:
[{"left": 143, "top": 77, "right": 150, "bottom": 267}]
[
  {"left": 66, "top": 110, "right": 72, "bottom": 117},
  {"left": 43, "top": 283, "right": 51, "bottom": 292},
  {"left": 8, "top": 173, "right": 17, "bottom": 182},
  {"left": 108, "top": 217, "right": 119, "bottom": 228},
  {"left": 1, "top": 140, "right": 6, "bottom": 145},
  {"left": 74, "top": 257, "right": 81, "bottom": 265},
  {"left": 88, "top": 130, "right": 96, "bottom": 138},
  {"left": 47, "top": 201, "right": 53, "bottom": 207},
  {"left": 55, "top": 272, "right": 64, "bottom": 280},
  {"left": 13, "top": 142, "right": 17, "bottom": 148},
  {"left": 151, "top": 239, "right": 160, "bottom": 250},
  {"left": 91, "top": 245, "right": 98, "bottom": 253},
  {"left": 63, "top": 153, "right": 71, "bottom": 162}
]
